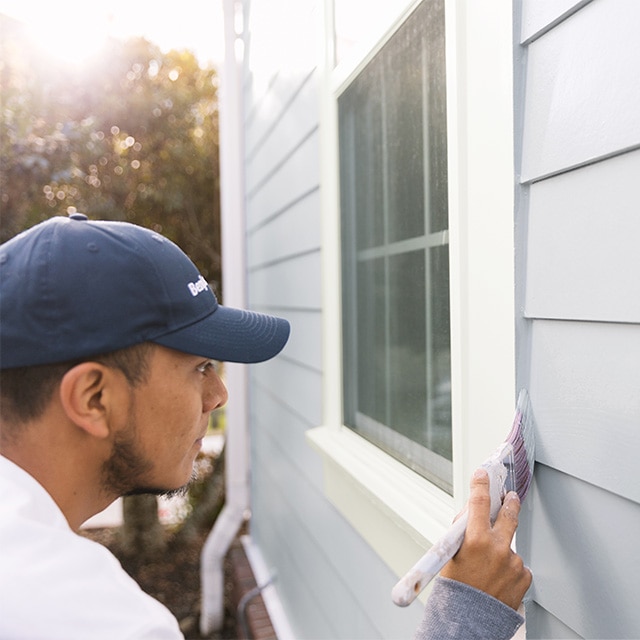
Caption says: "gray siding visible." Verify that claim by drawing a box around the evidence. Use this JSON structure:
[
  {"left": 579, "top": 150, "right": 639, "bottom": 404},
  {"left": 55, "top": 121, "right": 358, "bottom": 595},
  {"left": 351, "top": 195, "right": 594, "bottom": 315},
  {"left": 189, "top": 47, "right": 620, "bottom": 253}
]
[
  {"left": 525, "top": 152, "right": 640, "bottom": 322},
  {"left": 240, "top": 0, "right": 423, "bottom": 637},
  {"left": 516, "top": 0, "right": 640, "bottom": 637}
]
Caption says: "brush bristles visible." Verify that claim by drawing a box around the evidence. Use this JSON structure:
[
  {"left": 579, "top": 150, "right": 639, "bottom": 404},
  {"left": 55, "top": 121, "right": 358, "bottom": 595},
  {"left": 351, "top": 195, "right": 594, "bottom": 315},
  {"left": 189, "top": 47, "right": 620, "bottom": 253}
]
[{"left": 505, "top": 390, "right": 536, "bottom": 501}]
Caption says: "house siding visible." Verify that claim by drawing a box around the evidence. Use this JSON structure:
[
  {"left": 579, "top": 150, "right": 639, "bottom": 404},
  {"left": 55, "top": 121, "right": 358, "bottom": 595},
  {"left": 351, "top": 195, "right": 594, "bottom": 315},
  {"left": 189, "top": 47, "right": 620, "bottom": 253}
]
[
  {"left": 234, "top": 0, "right": 640, "bottom": 637},
  {"left": 516, "top": 0, "right": 640, "bottom": 637},
  {"left": 240, "top": 0, "right": 423, "bottom": 637}
]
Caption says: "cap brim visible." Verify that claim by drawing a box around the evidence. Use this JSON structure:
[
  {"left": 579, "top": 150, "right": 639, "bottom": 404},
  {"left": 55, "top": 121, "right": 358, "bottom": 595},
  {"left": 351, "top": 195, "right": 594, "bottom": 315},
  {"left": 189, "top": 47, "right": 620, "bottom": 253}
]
[{"left": 153, "top": 305, "right": 290, "bottom": 363}]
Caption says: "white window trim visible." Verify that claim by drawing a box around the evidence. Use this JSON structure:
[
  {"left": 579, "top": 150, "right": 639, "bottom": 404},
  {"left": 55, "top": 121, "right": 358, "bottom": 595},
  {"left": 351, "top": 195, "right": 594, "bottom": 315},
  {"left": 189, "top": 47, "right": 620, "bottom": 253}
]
[{"left": 308, "top": 0, "right": 516, "bottom": 585}]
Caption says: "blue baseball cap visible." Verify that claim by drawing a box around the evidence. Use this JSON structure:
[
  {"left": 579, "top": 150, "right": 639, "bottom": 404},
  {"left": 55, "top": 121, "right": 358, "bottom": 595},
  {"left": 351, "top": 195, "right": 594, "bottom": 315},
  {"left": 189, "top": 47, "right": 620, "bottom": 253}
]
[{"left": 0, "top": 214, "right": 290, "bottom": 368}]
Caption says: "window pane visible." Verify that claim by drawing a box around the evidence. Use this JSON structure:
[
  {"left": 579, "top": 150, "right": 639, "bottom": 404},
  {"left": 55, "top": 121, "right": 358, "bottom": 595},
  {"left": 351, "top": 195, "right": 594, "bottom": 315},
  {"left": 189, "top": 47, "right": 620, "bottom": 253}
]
[
  {"left": 385, "top": 25, "right": 425, "bottom": 243},
  {"left": 429, "top": 244, "right": 451, "bottom": 459},
  {"left": 339, "top": 66, "right": 385, "bottom": 251},
  {"left": 389, "top": 250, "right": 426, "bottom": 439},
  {"left": 339, "top": 0, "right": 451, "bottom": 492},
  {"left": 425, "top": 18, "right": 448, "bottom": 234},
  {"left": 356, "top": 257, "right": 387, "bottom": 424}
]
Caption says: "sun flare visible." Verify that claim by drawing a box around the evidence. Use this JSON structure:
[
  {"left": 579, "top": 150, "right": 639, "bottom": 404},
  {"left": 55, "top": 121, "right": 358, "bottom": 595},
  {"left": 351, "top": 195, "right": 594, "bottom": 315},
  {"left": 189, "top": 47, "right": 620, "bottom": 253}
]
[
  {"left": 0, "top": 0, "right": 223, "bottom": 67},
  {"left": 26, "top": 15, "right": 111, "bottom": 66}
]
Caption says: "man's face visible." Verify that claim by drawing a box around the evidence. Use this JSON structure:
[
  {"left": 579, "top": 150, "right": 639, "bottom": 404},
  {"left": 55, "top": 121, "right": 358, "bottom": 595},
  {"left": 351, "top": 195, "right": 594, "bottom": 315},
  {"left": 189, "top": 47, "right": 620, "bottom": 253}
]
[{"left": 101, "top": 345, "right": 228, "bottom": 497}]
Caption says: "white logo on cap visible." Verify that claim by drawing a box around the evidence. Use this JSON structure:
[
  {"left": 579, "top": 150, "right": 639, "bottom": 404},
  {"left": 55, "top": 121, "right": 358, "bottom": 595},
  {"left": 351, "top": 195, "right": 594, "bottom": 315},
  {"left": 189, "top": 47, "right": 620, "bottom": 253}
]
[{"left": 188, "top": 275, "right": 209, "bottom": 297}]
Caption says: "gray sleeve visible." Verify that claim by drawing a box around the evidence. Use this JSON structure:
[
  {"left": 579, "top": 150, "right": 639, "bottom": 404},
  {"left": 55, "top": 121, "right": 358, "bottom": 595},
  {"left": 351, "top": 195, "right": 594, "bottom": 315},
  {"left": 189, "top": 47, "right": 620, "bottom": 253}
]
[{"left": 413, "top": 577, "right": 524, "bottom": 640}]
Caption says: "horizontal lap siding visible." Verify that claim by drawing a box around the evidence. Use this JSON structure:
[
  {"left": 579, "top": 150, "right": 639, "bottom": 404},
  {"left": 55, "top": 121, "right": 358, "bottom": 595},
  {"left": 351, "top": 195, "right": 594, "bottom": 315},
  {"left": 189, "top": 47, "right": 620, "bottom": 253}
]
[
  {"left": 250, "top": 388, "right": 338, "bottom": 639},
  {"left": 248, "top": 188, "right": 321, "bottom": 270},
  {"left": 520, "top": 0, "right": 592, "bottom": 44},
  {"left": 521, "top": 466, "right": 640, "bottom": 638},
  {"left": 241, "top": 1, "right": 422, "bottom": 637},
  {"left": 521, "top": 0, "right": 640, "bottom": 183},
  {"left": 529, "top": 321, "right": 640, "bottom": 504},
  {"left": 525, "top": 150, "right": 640, "bottom": 323},
  {"left": 518, "top": 0, "right": 640, "bottom": 636},
  {"left": 242, "top": 3, "right": 326, "bottom": 638},
  {"left": 525, "top": 602, "right": 582, "bottom": 640},
  {"left": 247, "top": 125, "right": 320, "bottom": 232},
  {"left": 245, "top": 71, "right": 318, "bottom": 197},
  {"left": 251, "top": 387, "right": 424, "bottom": 640},
  {"left": 251, "top": 356, "right": 322, "bottom": 428},
  {"left": 249, "top": 250, "right": 321, "bottom": 311}
]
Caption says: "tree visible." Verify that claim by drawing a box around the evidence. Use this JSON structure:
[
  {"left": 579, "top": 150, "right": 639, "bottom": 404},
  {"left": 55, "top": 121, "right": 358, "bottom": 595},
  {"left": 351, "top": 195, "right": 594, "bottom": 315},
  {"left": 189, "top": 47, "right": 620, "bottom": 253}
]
[{"left": 0, "top": 14, "right": 221, "bottom": 287}]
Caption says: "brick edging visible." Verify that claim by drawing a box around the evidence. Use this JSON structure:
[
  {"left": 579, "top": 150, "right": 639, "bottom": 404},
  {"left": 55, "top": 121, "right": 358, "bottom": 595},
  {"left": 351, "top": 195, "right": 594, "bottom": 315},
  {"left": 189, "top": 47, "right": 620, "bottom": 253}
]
[{"left": 227, "top": 540, "right": 278, "bottom": 640}]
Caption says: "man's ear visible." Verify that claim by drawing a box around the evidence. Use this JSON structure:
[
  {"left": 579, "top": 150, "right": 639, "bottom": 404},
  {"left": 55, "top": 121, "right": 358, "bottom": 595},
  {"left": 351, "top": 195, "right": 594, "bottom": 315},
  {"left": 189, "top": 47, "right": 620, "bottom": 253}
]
[{"left": 58, "top": 363, "right": 119, "bottom": 439}]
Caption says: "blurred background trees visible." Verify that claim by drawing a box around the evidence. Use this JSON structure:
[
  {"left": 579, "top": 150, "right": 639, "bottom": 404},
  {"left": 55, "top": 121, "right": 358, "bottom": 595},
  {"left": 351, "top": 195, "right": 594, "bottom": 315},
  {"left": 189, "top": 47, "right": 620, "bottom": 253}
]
[{"left": 0, "top": 13, "right": 221, "bottom": 289}]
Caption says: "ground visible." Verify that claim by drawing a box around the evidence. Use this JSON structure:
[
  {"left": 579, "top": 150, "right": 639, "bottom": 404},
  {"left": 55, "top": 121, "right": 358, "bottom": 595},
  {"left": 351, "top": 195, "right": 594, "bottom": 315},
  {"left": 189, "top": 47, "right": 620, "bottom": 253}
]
[{"left": 83, "top": 526, "right": 237, "bottom": 639}]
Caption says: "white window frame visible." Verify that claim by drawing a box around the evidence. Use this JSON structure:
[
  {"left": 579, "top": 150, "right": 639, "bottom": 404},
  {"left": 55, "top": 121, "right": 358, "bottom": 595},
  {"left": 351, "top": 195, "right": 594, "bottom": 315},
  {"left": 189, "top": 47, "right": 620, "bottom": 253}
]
[{"left": 307, "top": 0, "right": 516, "bottom": 589}]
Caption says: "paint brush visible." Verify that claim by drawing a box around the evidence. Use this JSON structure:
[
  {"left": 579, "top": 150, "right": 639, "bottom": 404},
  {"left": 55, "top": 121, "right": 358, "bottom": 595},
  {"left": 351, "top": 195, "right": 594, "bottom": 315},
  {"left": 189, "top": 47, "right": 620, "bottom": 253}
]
[{"left": 391, "top": 389, "right": 535, "bottom": 607}]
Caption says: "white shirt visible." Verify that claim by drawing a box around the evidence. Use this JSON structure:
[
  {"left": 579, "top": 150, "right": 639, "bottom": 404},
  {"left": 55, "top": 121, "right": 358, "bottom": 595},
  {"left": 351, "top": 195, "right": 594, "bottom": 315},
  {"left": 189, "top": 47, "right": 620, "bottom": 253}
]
[{"left": 0, "top": 455, "right": 183, "bottom": 639}]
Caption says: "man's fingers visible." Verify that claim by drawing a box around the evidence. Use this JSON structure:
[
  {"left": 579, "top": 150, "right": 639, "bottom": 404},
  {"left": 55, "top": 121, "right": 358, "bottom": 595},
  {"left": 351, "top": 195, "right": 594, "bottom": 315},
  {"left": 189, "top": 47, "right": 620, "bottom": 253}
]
[
  {"left": 442, "top": 467, "right": 532, "bottom": 610},
  {"left": 466, "top": 469, "right": 522, "bottom": 543},
  {"left": 465, "top": 468, "right": 492, "bottom": 533},
  {"left": 494, "top": 490, "right": 521, "bottom": 541}
]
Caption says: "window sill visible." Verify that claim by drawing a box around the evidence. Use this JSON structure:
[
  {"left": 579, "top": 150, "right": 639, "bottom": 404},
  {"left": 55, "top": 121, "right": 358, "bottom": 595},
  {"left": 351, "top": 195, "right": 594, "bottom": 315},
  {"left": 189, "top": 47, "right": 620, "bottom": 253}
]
[{"left": 306, "top": 424, "right": 456, "bottom": 599}]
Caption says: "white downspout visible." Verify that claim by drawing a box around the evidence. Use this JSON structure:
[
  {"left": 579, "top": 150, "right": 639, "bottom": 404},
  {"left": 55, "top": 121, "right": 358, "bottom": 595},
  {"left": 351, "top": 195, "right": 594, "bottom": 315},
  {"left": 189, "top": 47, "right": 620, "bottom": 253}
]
[{"left": 200, "top": 1, "right": 248, "bottom": 634}]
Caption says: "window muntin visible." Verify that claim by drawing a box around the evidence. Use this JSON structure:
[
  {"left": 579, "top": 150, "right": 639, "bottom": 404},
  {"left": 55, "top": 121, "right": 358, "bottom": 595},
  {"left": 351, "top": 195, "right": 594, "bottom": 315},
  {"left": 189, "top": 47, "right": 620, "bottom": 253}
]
[{"left": 338, "top": 0, "right": 452, "bottom": 493}]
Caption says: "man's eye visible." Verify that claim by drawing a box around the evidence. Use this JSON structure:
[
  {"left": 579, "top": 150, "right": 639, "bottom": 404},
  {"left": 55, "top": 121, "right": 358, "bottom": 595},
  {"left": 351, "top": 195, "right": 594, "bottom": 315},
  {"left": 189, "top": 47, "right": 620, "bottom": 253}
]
[{"left": 196, "top": 360, "right": 216, "bottom": 374}]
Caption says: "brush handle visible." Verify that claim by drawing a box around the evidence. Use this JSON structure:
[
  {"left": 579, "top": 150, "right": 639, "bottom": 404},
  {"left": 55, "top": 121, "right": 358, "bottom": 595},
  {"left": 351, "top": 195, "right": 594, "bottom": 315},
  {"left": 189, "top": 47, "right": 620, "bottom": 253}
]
[
  {"left": 391, "top": 454, "right": 510, "bottom": 607},
  {"left": 391, "top": 511, "right": 469, "bottom": 607}
]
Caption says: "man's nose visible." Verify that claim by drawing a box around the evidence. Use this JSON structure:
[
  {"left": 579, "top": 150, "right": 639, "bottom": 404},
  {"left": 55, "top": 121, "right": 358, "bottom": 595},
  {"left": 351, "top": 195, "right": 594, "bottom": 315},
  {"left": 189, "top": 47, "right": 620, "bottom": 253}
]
[{"left": 204, "top": 372, "right": 228, "bottom": 413}]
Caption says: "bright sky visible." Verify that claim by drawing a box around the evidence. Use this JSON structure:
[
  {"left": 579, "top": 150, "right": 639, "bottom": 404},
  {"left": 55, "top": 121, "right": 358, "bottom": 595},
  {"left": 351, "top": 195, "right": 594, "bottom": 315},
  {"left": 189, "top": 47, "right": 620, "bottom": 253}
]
[{"left": 0, "top": 0, "right": 225, "bottom": 66}]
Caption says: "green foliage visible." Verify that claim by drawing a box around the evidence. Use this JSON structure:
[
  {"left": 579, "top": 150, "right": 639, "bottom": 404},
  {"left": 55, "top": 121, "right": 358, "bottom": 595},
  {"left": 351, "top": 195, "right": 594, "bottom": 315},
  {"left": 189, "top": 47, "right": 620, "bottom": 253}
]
[{"left": 0, "top": 14, "right": 221, "bottom": 287}]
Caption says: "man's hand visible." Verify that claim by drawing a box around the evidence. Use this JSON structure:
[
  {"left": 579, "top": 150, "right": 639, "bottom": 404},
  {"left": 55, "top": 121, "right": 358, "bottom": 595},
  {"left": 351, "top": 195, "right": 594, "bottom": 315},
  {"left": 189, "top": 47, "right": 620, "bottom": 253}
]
[{"left": 440, "top": 468, "right": 532, "bottom": 610}]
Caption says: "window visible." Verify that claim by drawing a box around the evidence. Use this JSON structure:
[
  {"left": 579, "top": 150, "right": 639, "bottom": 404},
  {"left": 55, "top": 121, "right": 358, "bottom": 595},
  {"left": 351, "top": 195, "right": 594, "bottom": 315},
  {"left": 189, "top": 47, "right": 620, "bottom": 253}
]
[
  {"left": 338, "top": 0, "right": 452, "bottom": 493},
  {"left": 311, "top": 0, "right": 515, "bottom": 572}
]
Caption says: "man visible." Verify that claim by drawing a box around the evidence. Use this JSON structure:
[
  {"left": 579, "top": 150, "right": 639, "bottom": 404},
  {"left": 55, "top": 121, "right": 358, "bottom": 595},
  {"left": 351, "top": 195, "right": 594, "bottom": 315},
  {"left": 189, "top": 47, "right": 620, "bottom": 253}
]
[
  {"left": 0, "top": 214, "right": 290, "bottom": 639},
  {"left": 0, "top": 214, "right": 529, "bottom": 639}
]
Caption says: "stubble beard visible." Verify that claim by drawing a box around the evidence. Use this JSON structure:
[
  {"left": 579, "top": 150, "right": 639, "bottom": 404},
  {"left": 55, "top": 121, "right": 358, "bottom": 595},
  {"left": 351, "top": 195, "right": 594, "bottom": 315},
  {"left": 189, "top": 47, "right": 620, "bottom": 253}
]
[{"left": 101, "top": 415, "right": 195, "bottom": 500}]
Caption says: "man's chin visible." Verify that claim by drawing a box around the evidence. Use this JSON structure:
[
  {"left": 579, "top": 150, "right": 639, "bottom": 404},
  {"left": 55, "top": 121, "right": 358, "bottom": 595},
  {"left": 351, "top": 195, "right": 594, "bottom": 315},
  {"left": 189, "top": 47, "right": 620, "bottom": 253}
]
[
  {"left": 123, "top": 484, "right": 190, "bottom": 499},
  {"left": 123, "top": 470, "right": 197, "bottom": 499}
]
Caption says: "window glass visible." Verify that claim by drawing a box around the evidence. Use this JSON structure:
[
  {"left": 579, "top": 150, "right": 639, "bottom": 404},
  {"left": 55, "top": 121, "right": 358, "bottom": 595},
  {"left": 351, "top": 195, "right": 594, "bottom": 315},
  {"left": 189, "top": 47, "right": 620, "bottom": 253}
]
[{"left": 339, "top": 0, "right": 451, "bottom": 492}]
